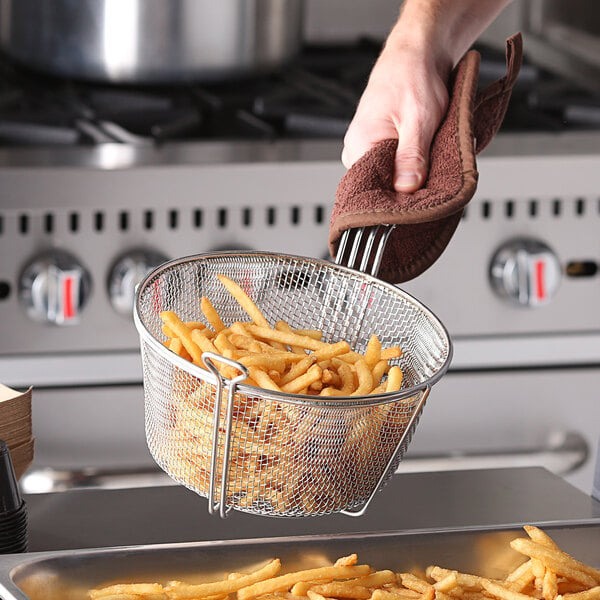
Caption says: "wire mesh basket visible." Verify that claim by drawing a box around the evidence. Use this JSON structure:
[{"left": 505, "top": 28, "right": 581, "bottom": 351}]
[{"left": 134, "top": 251, "right": 452, "bottom": 518}]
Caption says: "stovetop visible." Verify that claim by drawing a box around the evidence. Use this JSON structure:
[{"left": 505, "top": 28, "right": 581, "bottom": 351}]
[{"left": 0, "top": 40, "right": 599, "bottom": 149}]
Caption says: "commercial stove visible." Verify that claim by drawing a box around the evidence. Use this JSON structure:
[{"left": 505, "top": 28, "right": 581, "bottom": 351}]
[{"left": 0, "top": 41, "right": 598, "bottom": 498}]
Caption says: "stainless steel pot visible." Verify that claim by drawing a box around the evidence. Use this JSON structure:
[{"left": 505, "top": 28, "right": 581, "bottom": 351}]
[{"left": 0, "top": 0, "right": 304, "bottom": 83}]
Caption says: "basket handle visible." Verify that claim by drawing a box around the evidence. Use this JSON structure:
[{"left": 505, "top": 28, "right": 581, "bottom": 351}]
[
  {"left": 340, "top": 385, "right": 431, "bottom": 518},
  {"left": 201, "top": 352, "right": 249, "bottom": 519}
]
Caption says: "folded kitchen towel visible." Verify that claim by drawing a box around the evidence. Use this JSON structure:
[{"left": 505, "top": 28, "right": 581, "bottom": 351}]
[{"left": 329, "top": 33, "right": 523, "bottom": 283}]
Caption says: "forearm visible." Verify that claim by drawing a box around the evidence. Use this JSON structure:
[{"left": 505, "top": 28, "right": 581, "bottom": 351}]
[{"left": 384, "top": 0, "right": 514, "bottom": 71}]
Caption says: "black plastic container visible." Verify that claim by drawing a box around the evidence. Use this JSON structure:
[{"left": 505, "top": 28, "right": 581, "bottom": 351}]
[{"left": 0, "top": 440, "right": 28, "bottom": 553}]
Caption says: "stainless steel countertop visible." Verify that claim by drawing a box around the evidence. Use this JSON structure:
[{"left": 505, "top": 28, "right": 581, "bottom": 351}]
[{"left": 23, "top": 467, "right": 600, "bottom": 552}]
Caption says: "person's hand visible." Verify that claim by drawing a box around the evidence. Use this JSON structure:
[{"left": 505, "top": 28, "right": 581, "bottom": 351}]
[{"left": 341, "top": 42, "right": 451, "bottom": 193}]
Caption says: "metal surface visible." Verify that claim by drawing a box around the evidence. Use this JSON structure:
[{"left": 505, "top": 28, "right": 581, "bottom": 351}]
[
  {"left": 134, "top": 251, "right": 451, "bottom": 517},
  {"left": 0, "top": 0, "right": 304, "bottom": 83},
  {"left": 19, "top": 468, "right": 600, "bottom": 552},
  {"left": 1, "top": 522, "right": 600, "bottom": 600},
  {"left": 335, "top": 225, "right": 396, "bottom": 277}
]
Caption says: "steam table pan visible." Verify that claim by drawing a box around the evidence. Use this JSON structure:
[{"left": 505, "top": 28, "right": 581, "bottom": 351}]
[
  {"left": 1, "top": 524, "right": 599, "bottom": 600},
  {"left": 133, "top": 251, "right": 452, "bottom": 518}
]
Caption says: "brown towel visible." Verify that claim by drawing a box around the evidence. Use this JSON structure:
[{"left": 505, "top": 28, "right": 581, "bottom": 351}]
[{"left": 329, "top": 33, "right": 523, "bottom": 284}]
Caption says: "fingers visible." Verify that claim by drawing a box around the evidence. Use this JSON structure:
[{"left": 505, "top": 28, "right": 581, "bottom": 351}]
[
  {"left": 341, "top": 118, "right": 398, "bottom": 171},
  {"left": 392, "top": 119, "right": 434, "bottom": 193}
]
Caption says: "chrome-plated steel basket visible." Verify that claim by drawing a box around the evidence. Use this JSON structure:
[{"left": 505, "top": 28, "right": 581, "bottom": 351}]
[{"left": 134, "top": 251, "right": 452, "bottom": 518}]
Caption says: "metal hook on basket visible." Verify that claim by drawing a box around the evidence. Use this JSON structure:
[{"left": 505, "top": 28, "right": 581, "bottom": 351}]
[
  {"left": 340, "top": 386, "right": 431, "bottom": 517},
  {"left": 335, "top": 224, "right": 396, "bottom": 276},
  {"left": 201, "top": 352, "right": 249, "bottom": 519}
]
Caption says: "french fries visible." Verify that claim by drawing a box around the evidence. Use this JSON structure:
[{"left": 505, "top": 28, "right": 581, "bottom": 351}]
[
  {"left": 156, "top": 274, "right": 413, "bottom": 515},
  {"left": 88, "top": 527, "right": 600, "bottom": 600},
  {"left": 160, "top": 274, "right": 404, "bottom": 398}
]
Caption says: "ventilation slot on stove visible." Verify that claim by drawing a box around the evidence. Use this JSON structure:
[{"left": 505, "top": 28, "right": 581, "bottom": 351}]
[
  {"left": 481, "top": 201, "right": 492, "bottom": 219},
  {"left": 0, "top": 214, "right": 4, "bottom": 235},
  {"left": 69, "top": 212, "right": 80, "bottom": 233},
  {"left": 0, "top": 281, "right": 10, "bottom": 300},
  {"left": 19, "top": 214, "right": 29, "bottom": 235},
  {"left": 94, "top": 211, "right": 105, "bottom": 232},
  {"left": 528, "top": 200, "right": 538, "bottom": 217},
  {"left": 291, "top": 206, "right": 300, "bottom": 225},
  {"left": 315, "top": 205, "right": 324, "bottom": 224},
  {"left": 119, "top": 211, "right": 130, "bottom": 231},
  {"left": 193, "top": 209, "right": 203, "bottom": 229},
  {"left": 144, "top": 210, "right": 154, "bottom": 230},
  {"left": 168, "top": 210, "right": 178, "bottom": 229},
  {"left": 242, "top": 208, "right": 251, "bottom": 227},
  {"left": 44, "top": 213, "right": 54, "bottom": 234},
  {"left": 566, "top": 261, "right": 598, "bottom": 278},
  {"left": 575, "top": 198, "right": 585, "bottom": 216},
  {"left": 217, "top": 208, "right": 227, "bottom": 228},
  {"left": 504, "top": 200, "right": 515, "bottom": 219},
  {"left": 552, "top": 199, "right": 562, "bottom": 217},
  {"left": 267, "top": 207, "right": 276, "bottom": 226}
]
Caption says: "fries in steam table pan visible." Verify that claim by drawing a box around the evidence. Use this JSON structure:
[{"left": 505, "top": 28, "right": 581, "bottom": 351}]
[
  {"left": 88, "top": 526, "right": 600, "bottom": 600},
  {"left": 160, "top": 274, "right": 404, "bottom": 397}
]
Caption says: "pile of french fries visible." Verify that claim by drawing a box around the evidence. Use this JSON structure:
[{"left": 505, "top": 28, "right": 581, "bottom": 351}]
[
  {"left": 160, "top": 274, "right": 404, "bottom": 397},
  {"left": 154, "top": 274, "right": 414, "bottom": 515},
  {"left": 88, "top": 526, "right": 600, "bottom": 600}
]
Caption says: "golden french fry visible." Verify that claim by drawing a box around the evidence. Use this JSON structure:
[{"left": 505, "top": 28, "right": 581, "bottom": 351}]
[
  {"left": 201, "top": 296, "right": 226, "bottom": 332},
  {"left": 510, "top": 538, "right": 600, "bottom": 587},
  {"left": 386, "top": 365, "right": 403, "bottom": 392},
  {"left": 401, "top": 573, "right": 434, "bottom": 593},
  {"left": 89, "top": 583, "right": 165, "bottom": 599},
  {"left": 160, "top": 311, "right": 203, "bottom": 364},
  {"left": 310, "top": 583, "right": 371, "bottom": 599},
  {"left": 333, "top": 358, "right": 355, "bottom": 394},
  {"left": 90, "top": 595, "right": 162, "bottom": 600},
  {"left": 350, "top": 359, "right": 373, "bottom": 396},
  {"left": 245, "top": 324, "right": 330, "bottom": 352},
  {"left": 190, "top": 328, "right": 218, "bottom": 356},
  {"left": 275, "top": 320, "right": 306, "bottom": 354},
  {"left": 542, "top": 568, "right": 558, "bottom": 600},
  {"left": 371, "top": 359, "right": 389, "bottom": 387},
  {"left": 506, "top": 560, "right": 534, "bottom": 583},
  {"left": 381, "top": 346, "right": 403, "bottom": 360},
  {"left": 560, "top": 587, "right": 600, "bottom": 600},
  {"left": 434, "top": 573, "right": 459, "bottom": 593},
  {"left": 280, "top": 356, "right": 316, "bottom": 385},
  {"left": 214, "top": 331, "right": 236, "bottom": 355},
  {"left": 524, "top": 526, "right": 561, "bottom": 551},
  {"left": 217, "top": 274, "right": 270, "bottom": 328},
  {"left": 365, "top": 334, "right": 382, "bottom": 368},
  {"left": 334, "top": 554, "right": 358, "bottom": 567},
  {"left": 371, "top": 589, "right": 422, "bottom": 600},
  {"left": 281, "top": 364, "right": 322, "bottom": 394},
  {"left": 237, "top": 565, "right": 371, "bottom": 600},
  {"left": 348, "top": 571, "right": 397, "bottom": 588},
  {"left": 482, "top": 579, "right": 541, "bottom": 600},
  {"left": 247, "top": 366, "right": 281, "bottom": 392},
  {"left": 167, "top": 559, "right": 281, "bottom": 599}
]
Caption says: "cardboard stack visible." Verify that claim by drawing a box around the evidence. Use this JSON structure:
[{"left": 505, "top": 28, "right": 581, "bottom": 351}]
[{"left": 0, "top": 383, "right": 34, "bottom": 480}]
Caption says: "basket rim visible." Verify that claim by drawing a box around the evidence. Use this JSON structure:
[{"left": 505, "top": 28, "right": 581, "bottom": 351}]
[{"left": 133, "top": 250, "right": 453, "bottom": 407}]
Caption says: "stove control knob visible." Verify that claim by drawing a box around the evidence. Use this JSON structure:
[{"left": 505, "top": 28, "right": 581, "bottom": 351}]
[
  {"left": 490, "top": 238, "right": 561, "bottom": 307},
  {"left": 108, "top": 249, "right": 168, "bottom": 317},
  {"left": 19, "top": 249, "right": 92, "bottom": 325}
]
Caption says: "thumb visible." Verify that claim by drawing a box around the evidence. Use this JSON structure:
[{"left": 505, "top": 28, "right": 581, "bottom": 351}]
[{"left": 393, "top": 122, "right": 432, "bottom": 193}]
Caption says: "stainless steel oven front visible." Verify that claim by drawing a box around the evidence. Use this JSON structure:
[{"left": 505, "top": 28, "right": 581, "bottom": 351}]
[{"left": 0, "top": 132, "right": 599, "bottom": 496}]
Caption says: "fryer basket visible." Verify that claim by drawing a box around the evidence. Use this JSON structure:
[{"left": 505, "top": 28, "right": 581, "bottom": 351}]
[{"left": 134, "top": 251, "right": 452, "bottom": 518}]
